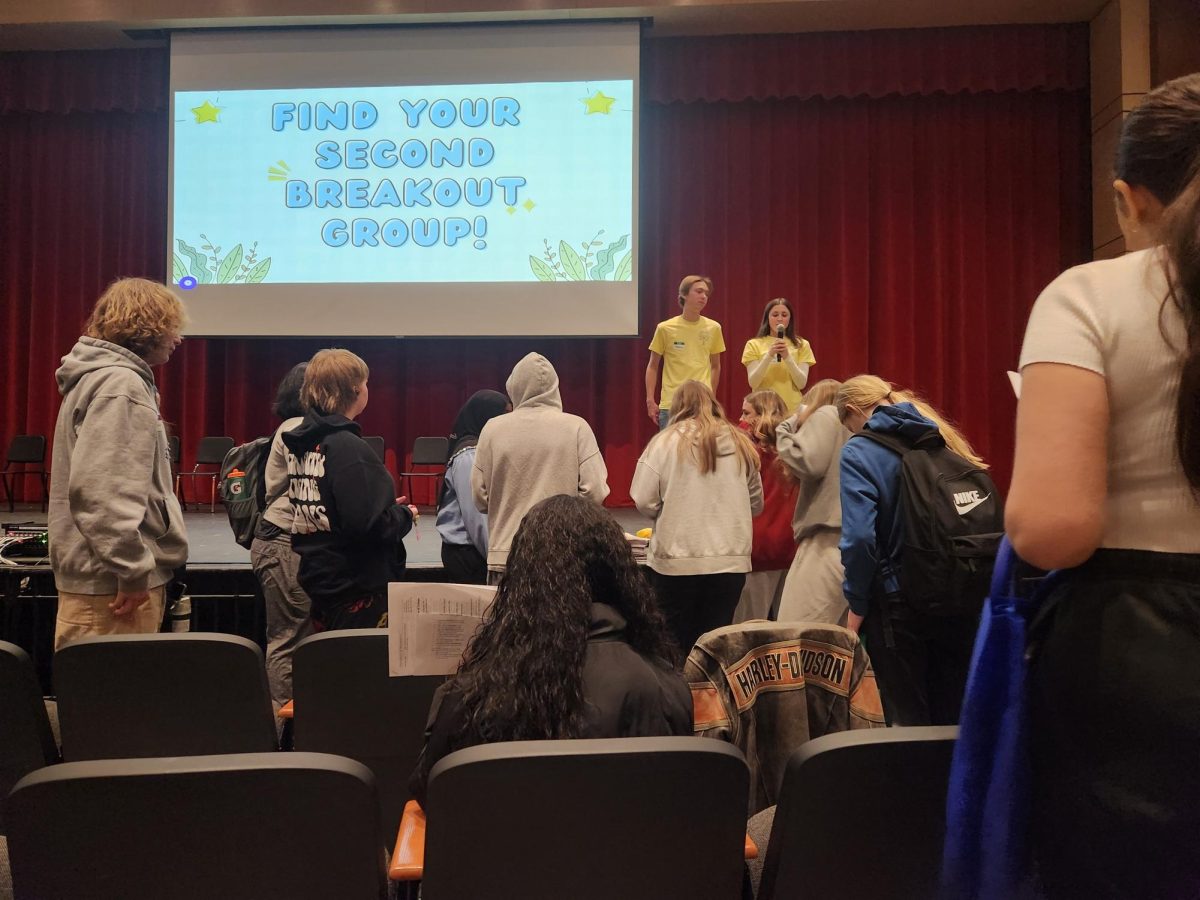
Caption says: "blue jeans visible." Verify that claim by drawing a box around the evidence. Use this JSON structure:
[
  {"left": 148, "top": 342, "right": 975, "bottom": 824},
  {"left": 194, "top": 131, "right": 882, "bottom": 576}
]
[{"left": 658, "top": 409, "right": 669, "bottom": 430}]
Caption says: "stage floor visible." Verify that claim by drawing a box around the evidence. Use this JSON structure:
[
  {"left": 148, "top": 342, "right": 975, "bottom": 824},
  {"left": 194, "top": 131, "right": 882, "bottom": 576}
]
[{"left": 4, "top": 505, "right": 654, "bottom": 569}]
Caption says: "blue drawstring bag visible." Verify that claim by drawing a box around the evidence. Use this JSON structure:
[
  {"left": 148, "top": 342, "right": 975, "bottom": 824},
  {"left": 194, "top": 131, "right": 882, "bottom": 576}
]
[{"left": 942, "top": 537, "right": 1063, "bottom": 900}]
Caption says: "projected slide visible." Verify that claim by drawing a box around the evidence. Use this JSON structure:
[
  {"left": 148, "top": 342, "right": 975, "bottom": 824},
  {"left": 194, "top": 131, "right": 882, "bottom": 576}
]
[{"left": 172, "top": 81, "right": 634, "bottom": 287}]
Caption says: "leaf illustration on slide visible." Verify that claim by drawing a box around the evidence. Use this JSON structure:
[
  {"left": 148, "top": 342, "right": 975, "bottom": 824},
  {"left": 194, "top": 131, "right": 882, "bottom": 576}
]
[
  {"left": 529, "top": 256, "right": 556, "bottom": 282},
  {"left": 172, "top": 254, "right": 188, "bottom": 284},
  {"left": 176, "top": 240, "right": 212, "bottom": 284},
  {"left": 558, "top": 241, "right": 586, "bottom": 281},
  {"left": 614, "top": 250, "right": 633, "bottom": 282},
  {"left": 592, "top": 234, "right": 629, "bottom": 281},
  {"left": 245, "top": 257, "right": 272, "bottom": 284},
  {"left": 217, "top": 244, "right": 243, "bottom": 284}
]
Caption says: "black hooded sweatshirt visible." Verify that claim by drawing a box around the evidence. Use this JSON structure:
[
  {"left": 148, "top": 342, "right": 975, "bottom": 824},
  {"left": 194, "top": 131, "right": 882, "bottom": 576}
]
[{"left": 281, "top": 412, "right": 413, "bottom": 609}]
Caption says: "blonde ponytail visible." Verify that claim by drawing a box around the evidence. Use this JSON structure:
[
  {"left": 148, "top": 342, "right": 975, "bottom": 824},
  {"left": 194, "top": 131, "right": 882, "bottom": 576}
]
[{"left": 836, "top": 375, "right": 987, "bottom": 468}]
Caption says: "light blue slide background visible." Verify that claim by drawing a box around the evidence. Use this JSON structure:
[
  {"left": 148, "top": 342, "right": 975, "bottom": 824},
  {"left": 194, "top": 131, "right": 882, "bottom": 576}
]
[{"left": 172, "top": 80, "right": 633, "bottom": 284}]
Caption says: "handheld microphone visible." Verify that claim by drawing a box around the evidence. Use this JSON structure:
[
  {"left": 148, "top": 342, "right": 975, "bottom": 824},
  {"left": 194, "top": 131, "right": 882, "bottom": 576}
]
[{"left": 775, "top": 324, "right": 785, "bottom": 362}]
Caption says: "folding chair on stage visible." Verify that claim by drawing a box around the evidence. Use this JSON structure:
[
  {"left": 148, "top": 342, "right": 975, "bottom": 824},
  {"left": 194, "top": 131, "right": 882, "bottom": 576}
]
[
  {"left": 1, "top": 435, "right": 49, "bottom": 513},
  {"left": 176, "top": 435, "right": 235, "bottom": 512}
]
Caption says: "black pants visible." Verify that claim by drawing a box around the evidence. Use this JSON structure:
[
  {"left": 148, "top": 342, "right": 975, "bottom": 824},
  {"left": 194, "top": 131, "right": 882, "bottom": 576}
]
[
  {"left": 441, "top": 541, "right": 488, "bottom": 585},
  {"left": 859, "top": 593, "right": 977, "bottom": 726},
  {"left": 649, "top": 571, "right": 745, "bottom": 658},
  {"left": 1028, "top": 549, "right": 1200, "bottom": 900},
  {"left": 311, "top": 593, "right": 387, "bottom": 631}
]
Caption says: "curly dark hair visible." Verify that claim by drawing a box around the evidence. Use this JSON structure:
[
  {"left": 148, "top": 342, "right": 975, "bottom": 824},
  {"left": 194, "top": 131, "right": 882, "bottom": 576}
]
[{"left": 453, "top": 494, "right": 678, "bottom": 743}]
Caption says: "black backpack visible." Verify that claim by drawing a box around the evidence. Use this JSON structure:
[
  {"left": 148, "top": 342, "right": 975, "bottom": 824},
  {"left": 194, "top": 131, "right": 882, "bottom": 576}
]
[
  {"left": 218, "top": 436, "right": 275, "bottom": 549},
  {"left": 859, "top": 430, "right": 1004, "bottom": 617}
]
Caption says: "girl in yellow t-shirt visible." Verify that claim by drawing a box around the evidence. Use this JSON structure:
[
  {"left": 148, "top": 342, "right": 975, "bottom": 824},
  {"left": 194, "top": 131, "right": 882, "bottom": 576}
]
[{"left": 741, "top": 298, "right": 816, "bottom": 411}]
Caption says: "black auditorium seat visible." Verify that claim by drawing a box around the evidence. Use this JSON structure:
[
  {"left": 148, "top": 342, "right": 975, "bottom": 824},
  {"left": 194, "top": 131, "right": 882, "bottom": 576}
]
[
  {"left": 405, "top": 736, "right": 748, "bottom": 900},
  {"left": 292, "top": 628, "right": 445, "bottom": 843},
  {"left": 0, "top": 641, "right": 59, "bottom": 833},
  {"left": 6, "top": 752, "right": 387, "bottom": 900},
  {"left": 54, "top": 633, "right": 277, "bottom": 760},
  {"left": 752, "top": 726, "right": 958, "bottom": 900}
]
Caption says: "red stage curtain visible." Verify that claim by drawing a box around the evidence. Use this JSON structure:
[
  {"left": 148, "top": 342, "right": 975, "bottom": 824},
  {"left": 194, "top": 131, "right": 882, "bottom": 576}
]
[
  {"left": 645, "top": 24, "right": 1088, "bottom": 103},
  {"left": 0, "top": 28, "right": 1089, "bottom": 507},
  {"left": 0, "top": 49, "right": 167, "bottom": 114}
]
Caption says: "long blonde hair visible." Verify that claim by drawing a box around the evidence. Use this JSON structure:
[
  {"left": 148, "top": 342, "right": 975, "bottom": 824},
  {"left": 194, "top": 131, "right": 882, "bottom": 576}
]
[
  {"left": 836, "top": 375, "right": 987, "bottom": 468},
  {"left": 795, "top": 378, "right": 842, "bottom": 428},
  {"left": 664, "top": 381, "right": 759, "bottom": 475},
  {"left": 743, "top": 390, "right": 789, "bottom": 452}
]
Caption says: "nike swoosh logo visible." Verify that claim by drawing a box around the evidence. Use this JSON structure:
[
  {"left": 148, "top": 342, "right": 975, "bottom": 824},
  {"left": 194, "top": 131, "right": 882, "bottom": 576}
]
[{"left": 954, "top": 494, "right": 990, "bottom": 516}]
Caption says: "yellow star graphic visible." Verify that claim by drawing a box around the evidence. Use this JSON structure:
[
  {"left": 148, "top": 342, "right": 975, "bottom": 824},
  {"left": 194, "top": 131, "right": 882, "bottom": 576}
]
[
  {"left": 522, "top": 199, "right": 536, "bottom": 211},
  {"left": 191, "top": 101, "right": 223, "bottom": 124},
  {"left": 581, "top": 91, "right": 617, "bottom": 115}
]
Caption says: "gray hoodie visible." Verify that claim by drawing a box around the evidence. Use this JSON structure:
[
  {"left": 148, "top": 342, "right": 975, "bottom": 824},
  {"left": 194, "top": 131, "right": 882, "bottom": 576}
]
[
  {"left": 49, "top": 337, "right": 188, "bottom": 594},
  {"left": 471, "top": 353, "right": 610, "bottom": 569},
  {"left": 630, "top": 423, "right": 764, "bottom": 575}
]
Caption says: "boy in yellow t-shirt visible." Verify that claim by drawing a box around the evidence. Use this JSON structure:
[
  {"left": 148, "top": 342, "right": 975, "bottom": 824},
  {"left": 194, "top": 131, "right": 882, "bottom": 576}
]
[{"left": 645, "top": 275, "right": 726, "bottom": 430}]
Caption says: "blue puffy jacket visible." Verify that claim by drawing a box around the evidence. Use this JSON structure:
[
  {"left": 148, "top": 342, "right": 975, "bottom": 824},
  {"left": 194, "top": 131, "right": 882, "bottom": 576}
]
[{"left": 838, "top": 402, "right": 940, "bottom": 616}]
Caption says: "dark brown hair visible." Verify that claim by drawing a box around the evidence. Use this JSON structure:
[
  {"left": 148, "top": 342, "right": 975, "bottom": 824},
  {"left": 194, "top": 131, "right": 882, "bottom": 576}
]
[
  {"left": 452, "top": 495, "right": 678, "bottom": 742},
  {"left": 754, "top": 297, "right": 799, "bottom": 345},
  {"left": 1117, "top": 74, "right": 1200, "bottom": 492}
]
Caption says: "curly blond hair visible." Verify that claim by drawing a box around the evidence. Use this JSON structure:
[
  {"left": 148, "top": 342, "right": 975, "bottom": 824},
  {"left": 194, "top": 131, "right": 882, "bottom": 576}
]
[
  {"left": 302, "top": 349, "right": 370, "bottom": 416},
  {"left": 85, "top": 278, "right": 185, "bottom": 356},
  {"left": 742, "top": 389, "right": 789, "bottom": 451}
]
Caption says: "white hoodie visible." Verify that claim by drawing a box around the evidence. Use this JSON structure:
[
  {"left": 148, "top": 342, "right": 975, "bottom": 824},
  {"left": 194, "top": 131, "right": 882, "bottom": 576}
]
[
  {"left": 472, "top": 353, "right": 610, "bottom": 569},
  {"left": 630, "top": 424, "right": 764, "bottom": 576}
]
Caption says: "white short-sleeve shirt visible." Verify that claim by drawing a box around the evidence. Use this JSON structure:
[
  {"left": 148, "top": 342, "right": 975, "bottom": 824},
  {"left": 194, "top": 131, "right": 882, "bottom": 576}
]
[{"left": 1019, "top": 248, "right": 1200, "bottom": 553}]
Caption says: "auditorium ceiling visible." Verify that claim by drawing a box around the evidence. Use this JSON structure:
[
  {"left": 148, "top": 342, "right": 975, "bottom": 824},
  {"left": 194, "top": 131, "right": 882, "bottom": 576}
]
[{"left": 1, "top": 0, "right": 1109, "bottom": 50}]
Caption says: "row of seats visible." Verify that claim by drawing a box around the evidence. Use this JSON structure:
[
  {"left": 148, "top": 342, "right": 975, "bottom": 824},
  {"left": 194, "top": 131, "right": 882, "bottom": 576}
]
[
  {"left": 1, "top": 631, "right": 441, "bottom": 841},
  {"left": 0, "top": 636, "right": 957, "bottom": 898}
]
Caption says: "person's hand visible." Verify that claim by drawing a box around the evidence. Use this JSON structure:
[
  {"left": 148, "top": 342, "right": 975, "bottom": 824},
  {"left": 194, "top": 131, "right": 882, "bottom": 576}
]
[
  {"left": 110, "top": 590, "right": 149, "bottom": 618},
  {"left": 846, "top": 610, "right": 865, "bottom": 634},
  {"left": 771, "top": 339, "right": 789, "bottom": 359},
  {"left": 646, "top": 398, "right": 659, "bottom": 423},
  {"left": 407, "top": 504, "right": 420, "bottom": 522}
]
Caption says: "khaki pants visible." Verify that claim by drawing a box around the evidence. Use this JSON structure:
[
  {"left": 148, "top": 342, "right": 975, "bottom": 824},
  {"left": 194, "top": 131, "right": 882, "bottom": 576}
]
[{"left": 54, "top": 585, "right": 166, "bottom": 652}]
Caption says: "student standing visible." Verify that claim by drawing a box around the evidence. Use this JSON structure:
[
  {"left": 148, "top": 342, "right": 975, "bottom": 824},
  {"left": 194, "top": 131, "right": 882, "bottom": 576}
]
[
  {"left": 631, "top": 380, "right": 763, "bottom": 655},
  {"left": 49, "top": 278, "right": 188, "bottom": 650},
  {"left": 774, "top": 379, "right": 850, "bottom": 624},
  {"left": 472, "top": 353, "right": 609, "bottom": 578},
  {"left": 1007, "top": 74, "right": 1200, "bottom": 899},
  {"left": 733, "top": 390, "right": 795, "bottom": 621},
  {"left": 250, "top": 362, "right": 314, "bottom": 714},
  {"left": 645, "top": 275, "right": 725, "bottom": 429},
  {"left": 836, "top": 375, "right": 991, "bottom": 726},
  {"left": 741, "top": 298, "right": 816, "bottom": 412},
  {"left": 282, "top": 349, "right": 416, "bottom": 630},
  {"left": 436, "top": 390, "right": 509, "bottom": 584}
]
